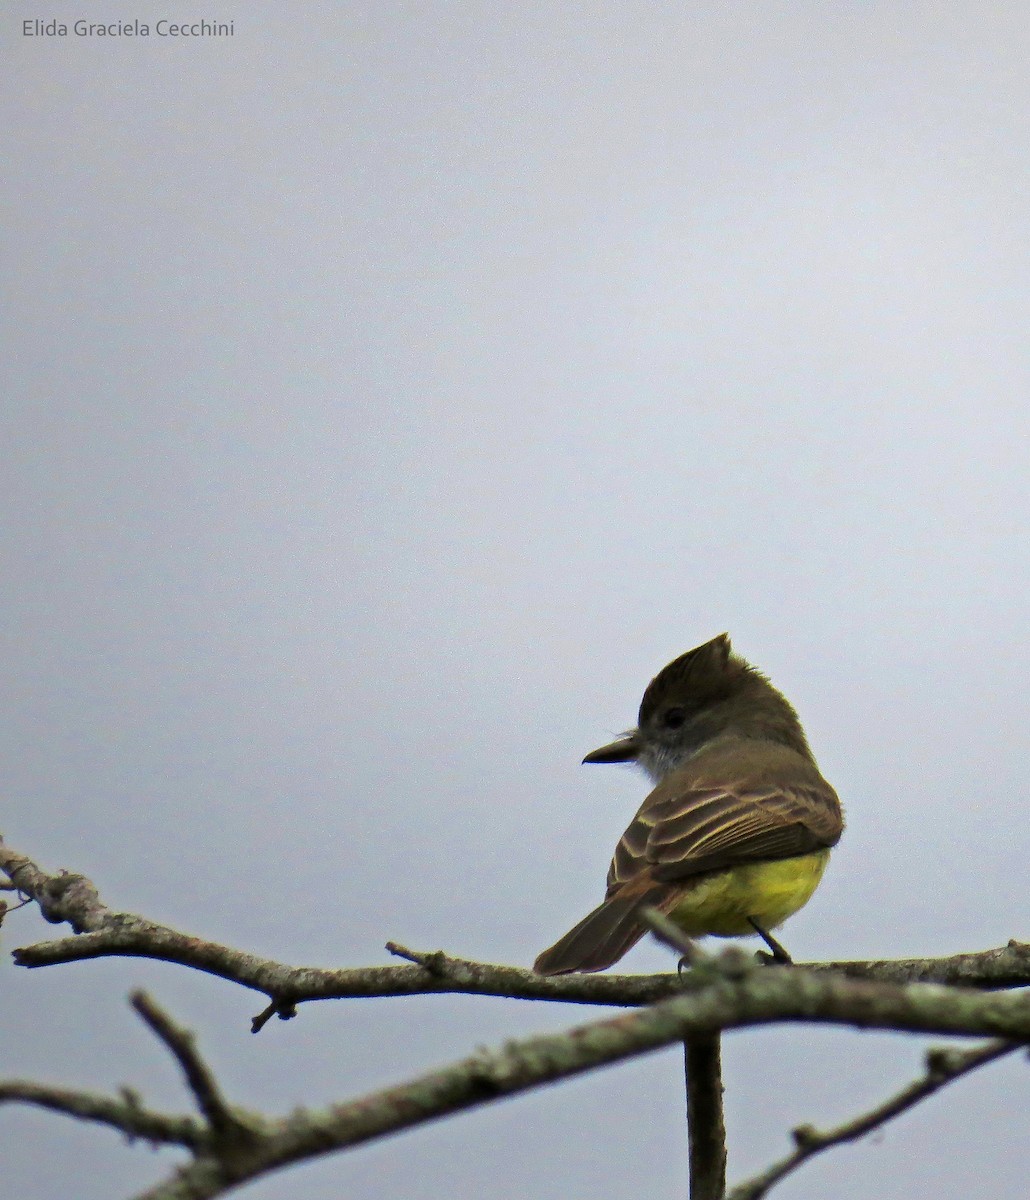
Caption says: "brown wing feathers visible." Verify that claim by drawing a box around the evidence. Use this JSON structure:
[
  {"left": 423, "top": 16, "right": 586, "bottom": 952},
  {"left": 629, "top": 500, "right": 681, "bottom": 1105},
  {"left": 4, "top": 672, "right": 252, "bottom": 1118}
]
[
  {"left": 646, "top": 782, "right": 840, "bottom": 876},
  {"left": 534, "top": 754, "right": 842, "bottom": 975},
  {"left": 532, "top": 877, "right": 674, "bottom": 976}
]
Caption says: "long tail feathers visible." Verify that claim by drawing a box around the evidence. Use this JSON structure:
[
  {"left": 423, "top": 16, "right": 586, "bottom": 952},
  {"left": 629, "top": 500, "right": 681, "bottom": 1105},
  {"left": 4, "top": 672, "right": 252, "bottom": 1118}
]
[{"left": 533, "top": 885, "right": 673, "bottom": 975}]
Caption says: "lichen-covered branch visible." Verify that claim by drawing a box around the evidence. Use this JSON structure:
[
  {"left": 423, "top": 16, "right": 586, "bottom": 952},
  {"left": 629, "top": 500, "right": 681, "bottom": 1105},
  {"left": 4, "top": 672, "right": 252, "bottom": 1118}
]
[
  {"left": 3, "top": 963, "right": 1028, "bottom": 1200},
  {"left": 3, "top": 832, "right": 1028, "bottom": 1200},
  {"left": 811, "top": 945, "right": 1030, "bottom": 989}
]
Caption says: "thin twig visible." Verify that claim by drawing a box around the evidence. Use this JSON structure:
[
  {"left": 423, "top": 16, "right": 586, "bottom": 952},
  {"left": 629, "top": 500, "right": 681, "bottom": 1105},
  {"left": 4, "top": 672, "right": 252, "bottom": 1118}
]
[
  {"left": 250, "top": 999, "right": 297, "bottom": 1034},
  {"left": 385, "top": 941, "right": 449, "bottom": 974},
  {"left": 0, "top": 1078, "right": 205, "bottom": 1148},
  {"left": 639, "top": 906, "right": 704, "bottom": 965},
  {"left": 726, "top": 1039, "right": 1021, "bottom": 1200},
  {"left": 130, "top": 991, "right": 246, "bottom": 1146}
]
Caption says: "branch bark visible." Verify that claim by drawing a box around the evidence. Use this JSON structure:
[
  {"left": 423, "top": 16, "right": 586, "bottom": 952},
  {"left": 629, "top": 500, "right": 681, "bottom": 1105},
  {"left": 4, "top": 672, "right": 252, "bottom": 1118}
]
[
  {"left": 636, "top": 908, "right": 727, "bottom": 1200},
  {"left": 2, "top": 835, "right": 1028, "bottom": 1200},
  {"left": 0, "top": 1078, "right": 205, "bottom": 1149},
  {"left": 3, "top": 964, "right": 1028, "bottom": 1200},
  {"left": 685, "top": 1034, "right": 726, "bottom": 1200},
  {"left": 3, "top": 838, "right": 1027, "bottom": 1031}
]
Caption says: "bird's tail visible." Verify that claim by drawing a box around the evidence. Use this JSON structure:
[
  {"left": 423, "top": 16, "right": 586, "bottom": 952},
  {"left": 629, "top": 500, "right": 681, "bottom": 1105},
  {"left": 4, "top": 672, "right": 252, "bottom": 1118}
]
[{"left": 533, "top": 882, "right": 673, "bottom": 975}]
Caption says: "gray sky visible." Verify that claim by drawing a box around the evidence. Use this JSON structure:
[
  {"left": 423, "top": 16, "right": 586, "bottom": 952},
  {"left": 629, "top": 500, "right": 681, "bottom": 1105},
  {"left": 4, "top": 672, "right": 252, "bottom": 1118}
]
[{"left": 2, "top": 3, "right": 1027, "bottom": 1197}]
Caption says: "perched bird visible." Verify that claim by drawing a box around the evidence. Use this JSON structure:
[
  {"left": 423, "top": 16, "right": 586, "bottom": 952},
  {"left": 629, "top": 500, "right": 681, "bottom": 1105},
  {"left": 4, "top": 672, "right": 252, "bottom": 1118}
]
[{"left": 534, "top": 634, "right": 843, "bottom": 974}]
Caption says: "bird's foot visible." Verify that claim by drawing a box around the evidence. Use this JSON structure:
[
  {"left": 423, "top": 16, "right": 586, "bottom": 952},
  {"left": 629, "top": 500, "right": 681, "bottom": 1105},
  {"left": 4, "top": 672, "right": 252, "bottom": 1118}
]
[{"left": 748, "top": 917, "right": 793, "bottom": 964}]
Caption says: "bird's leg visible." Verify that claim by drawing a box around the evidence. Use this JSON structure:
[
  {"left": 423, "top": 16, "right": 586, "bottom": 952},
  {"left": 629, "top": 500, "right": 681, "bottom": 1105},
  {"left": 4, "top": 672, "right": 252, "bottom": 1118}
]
[{"left": 747, "top": 917, "right": 793, "bottom": 964}]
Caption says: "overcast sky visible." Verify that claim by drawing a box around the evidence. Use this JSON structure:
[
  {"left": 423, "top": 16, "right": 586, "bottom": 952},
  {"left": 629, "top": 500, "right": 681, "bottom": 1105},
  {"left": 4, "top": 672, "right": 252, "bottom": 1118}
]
[{"left": 3, "top": 3, "right": 1027, "bottom": 1198}]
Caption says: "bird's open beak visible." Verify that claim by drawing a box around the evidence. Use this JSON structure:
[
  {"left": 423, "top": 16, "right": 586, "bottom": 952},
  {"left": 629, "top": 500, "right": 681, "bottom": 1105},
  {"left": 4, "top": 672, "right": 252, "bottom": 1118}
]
[{"left": 582, "top": 732, "right": 641, "bottom": 764}]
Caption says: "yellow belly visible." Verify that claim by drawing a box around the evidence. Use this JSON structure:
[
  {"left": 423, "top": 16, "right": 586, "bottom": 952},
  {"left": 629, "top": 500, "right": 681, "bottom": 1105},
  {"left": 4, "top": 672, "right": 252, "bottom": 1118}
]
[{"left": 668, "top": 849, "right": 831, "bottom": 937}]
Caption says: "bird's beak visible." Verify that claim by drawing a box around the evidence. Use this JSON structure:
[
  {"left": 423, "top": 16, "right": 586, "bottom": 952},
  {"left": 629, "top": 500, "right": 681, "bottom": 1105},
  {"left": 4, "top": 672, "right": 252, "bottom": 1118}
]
[{"left": 582, "top": 731, "right": 641, "bottom": 764}]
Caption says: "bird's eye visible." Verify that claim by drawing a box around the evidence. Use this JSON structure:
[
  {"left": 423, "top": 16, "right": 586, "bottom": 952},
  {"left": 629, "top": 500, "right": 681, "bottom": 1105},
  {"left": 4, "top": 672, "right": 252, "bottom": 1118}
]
[{"left": 663, "top": 706, "right": 686, "bottom": 729}]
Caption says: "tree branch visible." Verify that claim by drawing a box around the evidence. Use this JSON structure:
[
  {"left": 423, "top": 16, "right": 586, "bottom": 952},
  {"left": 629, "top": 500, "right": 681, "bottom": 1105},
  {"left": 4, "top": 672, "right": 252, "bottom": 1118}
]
[
  {"left": 3, "top": 838, "right": 1027, "bottom": 1033},
  {"left": 0, "top": 1078, "right": 205, "bottom": 1149},
  {"left": 3, "top": 961, "right": 1026, "bottom": 1200},
  {"left": 130, "top": 992, "right": 257, "bottom": 1151},
  {"left": 635, "top": 908, "right": 726, "bottom": 1199},
  {"left": 726, "top": 1038, "right": 1022, "bottom": 1200},
  {"left": 811, "top": 944, "right": 1030, "bottom": 988},
  {"left": 2, "top": 842, "right": 1028, "bottom": 1200},
  {"left": 685, "top": 1034, "right": 726, "bottom": 1200}
]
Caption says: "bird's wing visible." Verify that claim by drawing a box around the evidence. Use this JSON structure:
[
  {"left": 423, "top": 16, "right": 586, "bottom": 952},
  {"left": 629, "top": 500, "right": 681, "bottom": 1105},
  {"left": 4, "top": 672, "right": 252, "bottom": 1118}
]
[{"left": 607, "top": 776, "right": 842, "bottom": 891}]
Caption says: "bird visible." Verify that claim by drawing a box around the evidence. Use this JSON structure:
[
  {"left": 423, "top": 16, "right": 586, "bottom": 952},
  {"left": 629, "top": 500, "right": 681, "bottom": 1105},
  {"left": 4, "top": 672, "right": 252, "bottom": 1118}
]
[{"left": 534, "top": 633, "right": 843, "bottom": 974}]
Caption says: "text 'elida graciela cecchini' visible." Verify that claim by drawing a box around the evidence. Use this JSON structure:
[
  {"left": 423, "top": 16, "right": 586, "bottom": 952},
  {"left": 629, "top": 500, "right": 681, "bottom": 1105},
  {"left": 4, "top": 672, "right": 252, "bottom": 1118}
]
[{"left": 23, "top": 19, "right": 235, "bottom": 38}]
